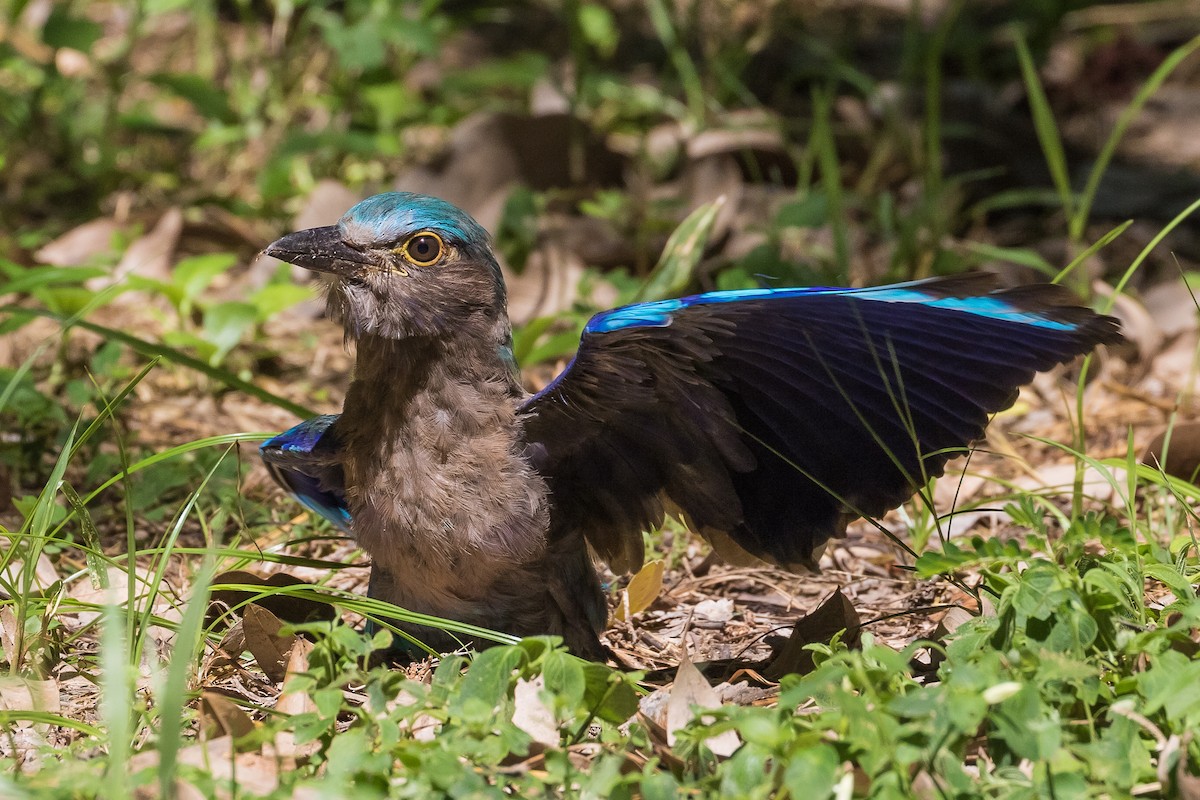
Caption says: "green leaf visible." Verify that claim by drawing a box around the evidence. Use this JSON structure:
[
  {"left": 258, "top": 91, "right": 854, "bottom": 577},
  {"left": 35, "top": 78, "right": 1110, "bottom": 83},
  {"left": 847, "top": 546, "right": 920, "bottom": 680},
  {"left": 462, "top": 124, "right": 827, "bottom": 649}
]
[
  {"left": 541, "top": 650, "right": 586, "bottom": 710},
  {"left": 633, "top": 197, "right": 726, "bottom": 303},
  {"left": 42, "top": 7, "right": 103, "bottom": 51},
  {"left": 963, "top": 241, "right": 1057, "bottom": 278},
  {"left": 0, "top": 265, "right": 106, "bottom": 295},
  {"left": 321, "top": 16, "right": 387, "bottom": 72},
  {"left": 201, "top": 301, "right": 258, "bottom": 365},
  {"left": 249, "top": 283, "right": 315, "bottom": 321},
  {"left": 173, "top": 253, "right": 237, "bottom": 312},
  {"left": 782, "top": 743, "right": 841, "bottom": 797},
  {"left": 453, "top": 646, "right": 525, "bottom": 722},
  {"left": 580, "top": 662, "right": 639, "bottom": 724},
  {"left": 148, "top": 73, "right": 236, "bottom": 123},
  {"left": 578, "top": 4, "right": 618, "bottom": 58}
]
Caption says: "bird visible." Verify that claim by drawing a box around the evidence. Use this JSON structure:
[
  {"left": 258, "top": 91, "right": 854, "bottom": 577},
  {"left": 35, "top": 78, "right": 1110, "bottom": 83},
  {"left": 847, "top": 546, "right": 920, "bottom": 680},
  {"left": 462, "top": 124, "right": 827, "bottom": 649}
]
[{"left": 259, "top": 191, "right": 1122, "bottom": 660}]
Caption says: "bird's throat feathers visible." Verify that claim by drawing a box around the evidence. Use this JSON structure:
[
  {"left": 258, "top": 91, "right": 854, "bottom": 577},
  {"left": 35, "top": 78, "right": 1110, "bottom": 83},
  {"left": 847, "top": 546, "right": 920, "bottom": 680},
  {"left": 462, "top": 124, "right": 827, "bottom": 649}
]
[{"left": 337, "top": 326, "right": 548, "bottom": 574}]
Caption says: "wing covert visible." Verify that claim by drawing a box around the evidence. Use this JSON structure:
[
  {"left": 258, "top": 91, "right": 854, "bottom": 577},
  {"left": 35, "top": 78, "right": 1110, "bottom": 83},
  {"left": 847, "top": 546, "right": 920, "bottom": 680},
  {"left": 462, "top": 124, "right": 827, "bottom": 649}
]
[{"left": 260, "top": 414, "right": 351, "bottom": 531}]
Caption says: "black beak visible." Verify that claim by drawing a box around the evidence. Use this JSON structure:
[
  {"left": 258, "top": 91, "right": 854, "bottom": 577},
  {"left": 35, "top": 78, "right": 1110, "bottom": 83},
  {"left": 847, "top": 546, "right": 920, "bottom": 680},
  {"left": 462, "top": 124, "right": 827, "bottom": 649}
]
[{"left": 264, "top": 226, "right": 377, "bottom": 276}]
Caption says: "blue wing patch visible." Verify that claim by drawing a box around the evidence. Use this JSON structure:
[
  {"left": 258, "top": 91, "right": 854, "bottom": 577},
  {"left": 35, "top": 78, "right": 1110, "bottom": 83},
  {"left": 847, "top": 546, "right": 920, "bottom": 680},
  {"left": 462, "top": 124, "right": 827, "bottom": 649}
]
[
  {"left": 587, "top": 276, "right": 1079, "bottom": 335},
  {"left": 261, "top": 415, "right": 351, "bottom": 532}
]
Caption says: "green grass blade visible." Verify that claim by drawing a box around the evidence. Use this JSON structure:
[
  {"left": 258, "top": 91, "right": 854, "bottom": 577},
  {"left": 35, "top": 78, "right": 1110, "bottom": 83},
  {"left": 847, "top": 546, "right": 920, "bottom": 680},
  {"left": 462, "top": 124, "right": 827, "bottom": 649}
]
[
  {"left": 1, "top": 305, "right": 316, "bottom": 418},
  {"left": 633, "top": 197, "right": 726, "bottom": 303},
  {"left": 1071, "top": 34, "right": 1200, "bottom": 240},
  {"left": 1051, "top": 220, "right": 1132, "bottom": 285},
  {"left": 1102, "top": 197, "right": 1200, "bottom": 311},
  {"left": 100, "top": 601, "right": 133, "bottom": 797},
  {"left": 1014, "top": 29, "right": 1073, "bottom": 221},
  {"left": 811, "top": 86, "right": 849, "bottom": 278},
  {"left": 156, "top": 557, "right": 215, "bottom": 797}
]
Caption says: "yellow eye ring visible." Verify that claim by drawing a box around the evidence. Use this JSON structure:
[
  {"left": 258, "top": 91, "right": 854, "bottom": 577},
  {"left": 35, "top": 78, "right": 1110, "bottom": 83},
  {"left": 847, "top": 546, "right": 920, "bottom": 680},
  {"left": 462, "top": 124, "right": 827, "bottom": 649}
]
[{"left": 398, "top": 230, "right": 444, "bottom": 267}]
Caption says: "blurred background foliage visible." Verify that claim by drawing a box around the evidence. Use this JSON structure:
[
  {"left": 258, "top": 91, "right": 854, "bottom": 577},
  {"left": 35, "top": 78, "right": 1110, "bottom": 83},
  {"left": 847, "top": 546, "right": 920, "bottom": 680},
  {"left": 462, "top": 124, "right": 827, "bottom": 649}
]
[
  {"left": 2, "top": 0, "right": 1199, "bottom": 512},
  {"left": 5, "top": 0, "right": 1197, "bottom": 276}
]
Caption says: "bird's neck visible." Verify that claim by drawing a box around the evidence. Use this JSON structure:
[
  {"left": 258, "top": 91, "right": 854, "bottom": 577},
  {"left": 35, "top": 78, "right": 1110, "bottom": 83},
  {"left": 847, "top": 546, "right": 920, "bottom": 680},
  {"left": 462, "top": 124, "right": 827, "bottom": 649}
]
[
  {"left": 343, "top": 327, "right": 521, "bottom": 416},
  {"left": 333, "top": 325, "right": 547, "bottom": 583}
]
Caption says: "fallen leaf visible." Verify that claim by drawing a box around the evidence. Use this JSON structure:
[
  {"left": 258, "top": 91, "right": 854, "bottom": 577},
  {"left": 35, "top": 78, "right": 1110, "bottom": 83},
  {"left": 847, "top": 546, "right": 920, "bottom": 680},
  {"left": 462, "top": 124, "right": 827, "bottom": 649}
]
[
  {"left": 34, "top": 218, "right": 121, "bottom": 266},
  {"left": 1142, "top": 278, "right": 1199, "bottom": 338},
  {"left": 200, "top": 691, "right": 255, "bottom": 739},
  {"left": 934, "top": 606, "right": 977, "bottom": 640},
  {"left": 1176, "top": 732, "right": 1200, "bottom": 799},
  {"left": 106, "top": 207, "right": 182, "bottom": 286},
  {"left": 693, "top": 598, "right": 734, "bottom": 623},
  {"left": 275, "top": 639, "right": 318, "bottom": 761},
  {"left": 665, "top": 655, "right": 740, "bottom": 757},
  {"left": 130, "top": 736, "right": 279, "bottom": 798},
  {"left": 0, "top": 608, "right": 18, "bottom": 661},
  {"left": 765, "top": 588, "right": 861, "bottom": 679},
  {"left": 512, "top": 675, "right": 559, "bottom": 748},
  {"left": 1150, "top": 333, "right": 1199, "bottom": 395},
  {"left": 1143, "top": 421, "right": 1200, "bottom": 483},
  {"left": 209, "top": 570, "right": 334, "bottom": 628},
  {"left": 0, "top": 676, "right": 60, "bottom": 727},
  {"left": 391, "top": 688, "right": 440, "bottom": 742},
  {"left": 613, "top": 560, "right": 665, "bottom": 622},
  {"left": 242, "top": 604, "right": 296, "bottom": 682},
  {"left": 0, "top": 553, "right": 59, "bottom": 594},
  {"left": 1094, "top": 280, "right": 1163, "bottom": 364}
]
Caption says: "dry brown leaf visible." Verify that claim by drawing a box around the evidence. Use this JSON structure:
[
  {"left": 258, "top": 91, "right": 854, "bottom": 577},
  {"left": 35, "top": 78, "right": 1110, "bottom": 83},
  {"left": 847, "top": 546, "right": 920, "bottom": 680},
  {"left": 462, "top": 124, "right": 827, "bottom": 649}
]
[
  {"left": 1149, "top": 332, "right": 1199, "bottom": 394},
  {"left": 0, "top": 607, "right": 19, "bottom": 662},
  {"left": 934, "top": 606, "right": 977, "bottom": 639},
  {"left": 613, "top": 560, "right": 665, "bottom": 623},
  {"left": 214, "top": 619, "right": 247, "bottom": 658},
  {"left": 242, "top": 604, "right": 296, "bottom": 683},
  {"left": 391, "top": 688, "right": 440, "bottom": 742},
  {"left": 1143, "top": 421, "right": 1200, "bottom": 483},
  {"left": 1176, "top": 732, "right": 1200, "bottom": 800},
  {"left": 693, "top": 598, "right": 734, "bottom": 623},
  {"left": 505, "top": 241, "right": 588, "bottom": 324},
  {"left": 1017, "top": 462, "right": 1125, "bottom": 505},
  {"left": 209, "top": 570, "right": 335, "bottom": 628},
  {"left": 665, "top": 655, "right": 740, "bottom": 757},
  {"left": 106, "top": 207, "right": 182, "bottom": 286},
  {"left": 512, "top": 675, "right": 559, "bottom": 749},
  {"left": 33, "top": 218, "right": 121, "bottom": 266},
  {"left": 200, "top": 691, "right": 255, "bottom": 740},
  {"left": 1142, "top": 279, "right": 1199, "bottom": 339},
  {"left": 0, "top": 676, "right": 60, "bottom": 723},
  {"left": 131, "top": 736, "right": 279, "bottom": 798},
  {"left": 0, "top": 553, "right": 59, "bottom": 602},
  {"left": 1095, "top": 281, "right": 1164, "bottom": 364},
  {"left": 275, "top": 639, "right": 318, "bottom": 761},
  {"left": 765, "top": 588, "right": 861, "bottom": 679}
]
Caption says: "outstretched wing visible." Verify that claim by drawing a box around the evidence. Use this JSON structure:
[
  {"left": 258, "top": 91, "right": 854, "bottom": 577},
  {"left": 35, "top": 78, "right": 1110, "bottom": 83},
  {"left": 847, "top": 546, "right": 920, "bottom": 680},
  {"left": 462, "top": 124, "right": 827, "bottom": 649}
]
[
  {"left": 518, "top": 273, "right": 1122, "bottom": 573},
  {"left": 260, "top": 414, "right": 351, "bottom": 532}
]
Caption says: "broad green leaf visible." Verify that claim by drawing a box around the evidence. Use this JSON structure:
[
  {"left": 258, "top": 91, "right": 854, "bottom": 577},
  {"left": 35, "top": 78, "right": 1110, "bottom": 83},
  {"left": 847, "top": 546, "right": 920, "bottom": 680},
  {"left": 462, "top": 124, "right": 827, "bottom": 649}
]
[
  {"left": 201, "top": 300, "right": 258, "bottom": 364},
  {"left": 173, "top": 253, "right": 237, "bottom": 312}
]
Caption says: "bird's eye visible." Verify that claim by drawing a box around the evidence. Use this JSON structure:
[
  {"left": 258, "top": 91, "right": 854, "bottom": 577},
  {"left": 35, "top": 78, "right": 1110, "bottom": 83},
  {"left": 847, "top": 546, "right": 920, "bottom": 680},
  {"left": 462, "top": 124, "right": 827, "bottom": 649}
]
[{"left": 400, "top": 231, "right": 444, "bottom": 266}]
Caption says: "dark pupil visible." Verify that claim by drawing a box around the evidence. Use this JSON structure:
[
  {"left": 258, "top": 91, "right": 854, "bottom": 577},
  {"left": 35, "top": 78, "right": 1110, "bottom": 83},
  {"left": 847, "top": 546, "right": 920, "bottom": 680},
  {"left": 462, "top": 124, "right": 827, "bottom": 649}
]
[{"left": 410, "top": 236, "right": 436, "bottom": 260}]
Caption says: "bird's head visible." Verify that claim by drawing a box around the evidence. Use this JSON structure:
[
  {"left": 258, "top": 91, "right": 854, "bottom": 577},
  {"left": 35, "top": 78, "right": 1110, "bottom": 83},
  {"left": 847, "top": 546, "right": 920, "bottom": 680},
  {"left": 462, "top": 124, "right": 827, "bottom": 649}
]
[{"left": 265, "top": 192, "right": 505, "bottom": 341}]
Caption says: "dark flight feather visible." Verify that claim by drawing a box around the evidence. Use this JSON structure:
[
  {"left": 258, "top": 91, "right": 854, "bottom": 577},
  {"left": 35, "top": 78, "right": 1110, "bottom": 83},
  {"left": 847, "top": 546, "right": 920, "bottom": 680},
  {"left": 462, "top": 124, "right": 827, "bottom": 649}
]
[{"left": 518, "top": 273, "right": 1121, "bottom": 570}]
